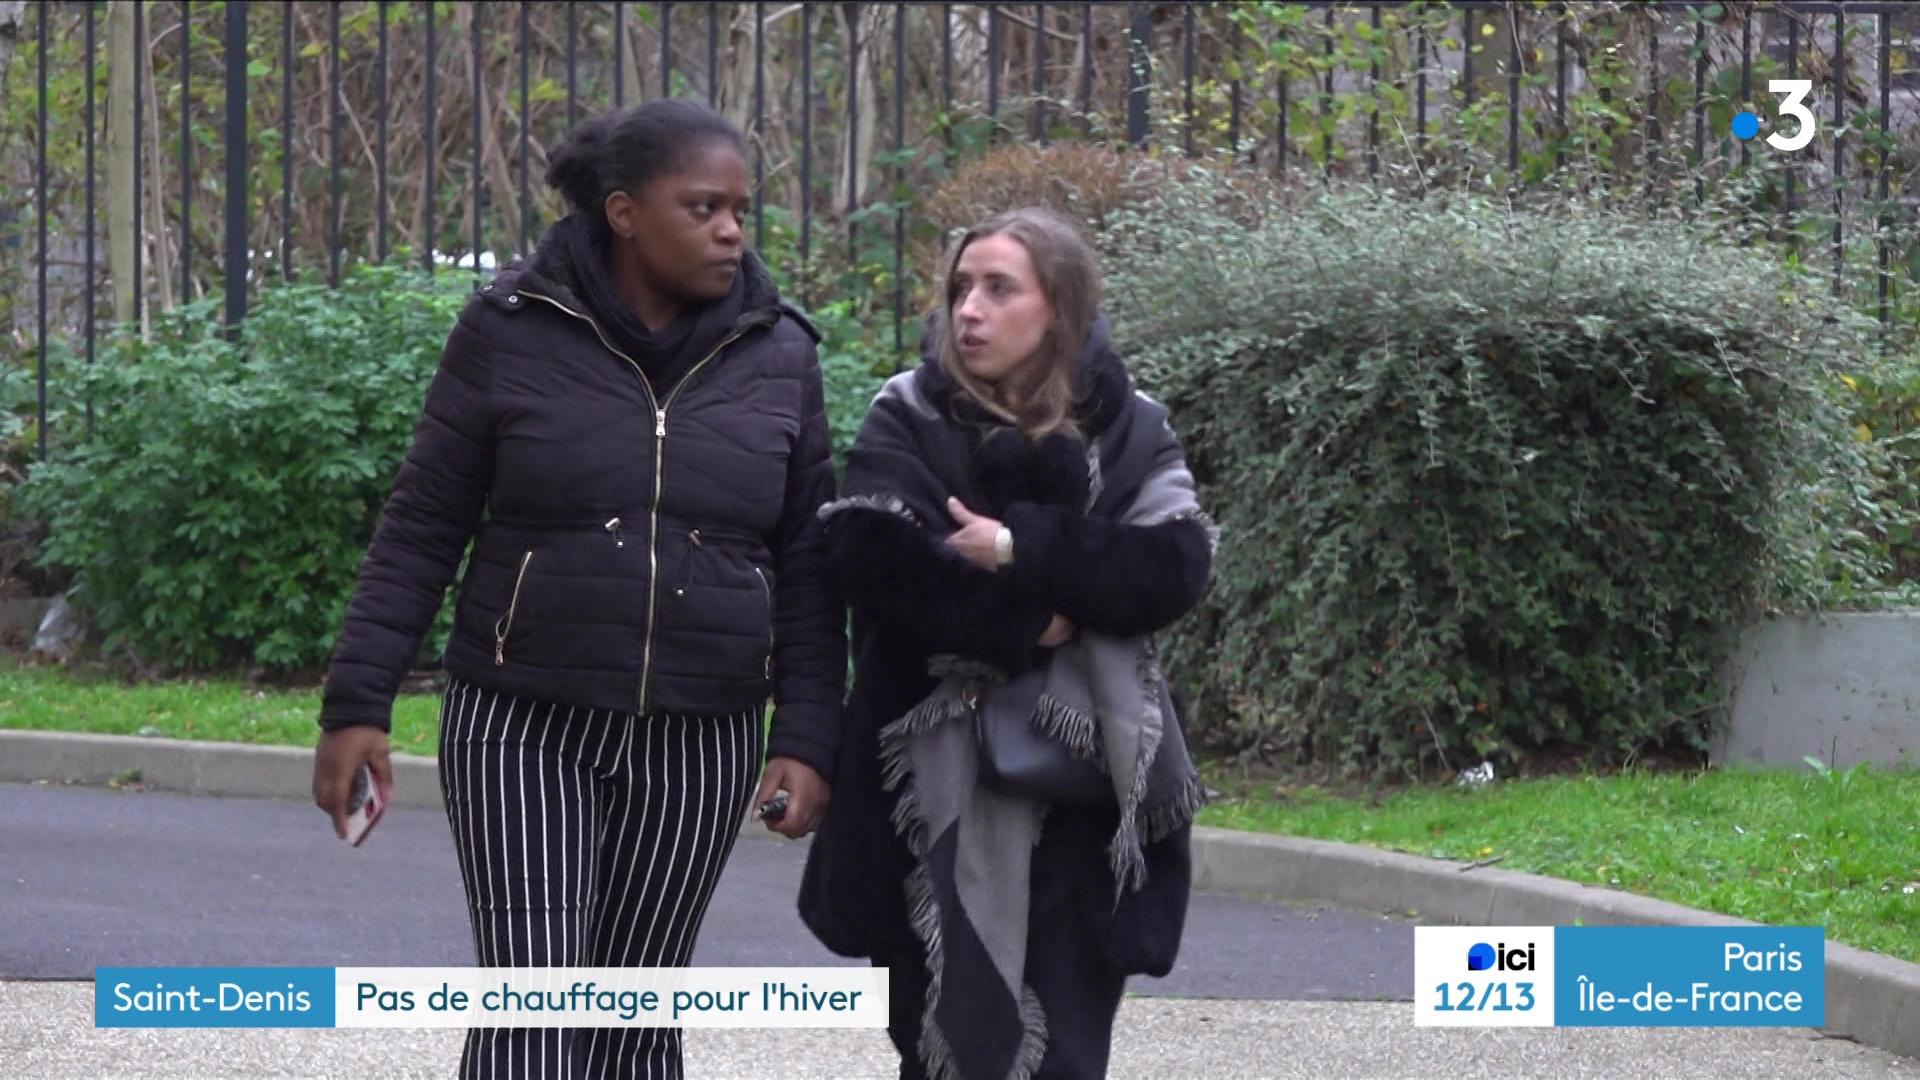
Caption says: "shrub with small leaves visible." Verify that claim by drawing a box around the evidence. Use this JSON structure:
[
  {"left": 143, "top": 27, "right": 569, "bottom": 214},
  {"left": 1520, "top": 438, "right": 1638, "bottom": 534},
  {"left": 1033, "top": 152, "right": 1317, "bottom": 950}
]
[
  {"left": 803, "top": 297, "right": 903, "bottom": 470},
  {"left": 1104, "top": 170, "right": 1901, "bottom": 778},
  {"left": 20, "top": 263, "right": 472, "bottom": 671},
  {"left": 1835, "top": 353, "right": 1920, "bottom": 595}
]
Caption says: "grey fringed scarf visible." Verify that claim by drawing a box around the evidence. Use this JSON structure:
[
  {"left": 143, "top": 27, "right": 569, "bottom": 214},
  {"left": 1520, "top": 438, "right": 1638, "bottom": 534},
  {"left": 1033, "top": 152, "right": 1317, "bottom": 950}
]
[{"left": 819, "top": 361, "right": 1213, "bottom": 1080}]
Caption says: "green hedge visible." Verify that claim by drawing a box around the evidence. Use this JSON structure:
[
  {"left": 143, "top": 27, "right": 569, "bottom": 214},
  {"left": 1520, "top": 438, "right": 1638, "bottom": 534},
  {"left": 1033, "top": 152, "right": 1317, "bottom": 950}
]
[
  {"left": 1840, "top": 352, "right": 1920, "bottom": 591},
  {"left": 22, "top": 264, "right": 470, "bottom": 670},
  {"left": 1103, "top": 174, "right": 1903, "bottom": 778}
]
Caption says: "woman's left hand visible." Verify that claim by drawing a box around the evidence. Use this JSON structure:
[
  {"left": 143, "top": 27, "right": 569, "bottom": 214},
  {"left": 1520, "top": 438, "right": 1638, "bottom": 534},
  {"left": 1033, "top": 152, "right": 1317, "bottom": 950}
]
[{"left": 944, "top": 497, "right": 1004, "bottom": 572}]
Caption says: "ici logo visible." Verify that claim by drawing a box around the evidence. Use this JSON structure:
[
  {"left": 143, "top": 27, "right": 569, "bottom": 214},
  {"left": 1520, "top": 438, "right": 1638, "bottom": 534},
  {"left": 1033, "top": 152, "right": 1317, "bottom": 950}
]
[{"left": 1467, "top": 942, "right": 1535, "bottom": 973}]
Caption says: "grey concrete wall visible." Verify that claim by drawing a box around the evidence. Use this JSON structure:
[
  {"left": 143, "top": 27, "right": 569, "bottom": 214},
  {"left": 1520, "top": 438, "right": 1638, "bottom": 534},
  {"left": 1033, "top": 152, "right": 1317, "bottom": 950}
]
[
  {"left": 0, "top": 598, "right": 52, "bottom": 649},
  {"left": 1713, "top": 611, "right": 1920, "bottom": 769}
]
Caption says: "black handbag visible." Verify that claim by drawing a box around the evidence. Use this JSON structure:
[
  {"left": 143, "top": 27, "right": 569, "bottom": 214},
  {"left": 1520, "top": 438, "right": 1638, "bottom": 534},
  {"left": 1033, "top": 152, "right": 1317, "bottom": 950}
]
[{"left": 969, "top": 668, "right": 1113, "bottom": 806}]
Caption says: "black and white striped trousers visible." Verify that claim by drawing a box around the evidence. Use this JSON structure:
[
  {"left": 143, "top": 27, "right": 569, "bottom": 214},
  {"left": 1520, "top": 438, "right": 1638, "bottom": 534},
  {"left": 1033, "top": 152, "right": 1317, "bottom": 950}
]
[{"left": 438, "top": 676, "right": 764, "bottom": 1080}]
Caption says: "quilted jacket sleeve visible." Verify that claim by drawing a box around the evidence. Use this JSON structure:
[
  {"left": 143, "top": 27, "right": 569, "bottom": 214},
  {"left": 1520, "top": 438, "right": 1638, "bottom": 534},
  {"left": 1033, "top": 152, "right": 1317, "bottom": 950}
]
[
  {"left": 319, "top": 303, "right": 496, "bottom": 731},
  {"left": 764, "top": 338, "right": 849, "bottom": 779}
]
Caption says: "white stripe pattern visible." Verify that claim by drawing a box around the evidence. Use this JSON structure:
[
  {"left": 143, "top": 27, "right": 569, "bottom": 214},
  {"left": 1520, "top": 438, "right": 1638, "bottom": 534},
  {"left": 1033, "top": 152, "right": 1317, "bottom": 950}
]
[{"left": 438, "top": 677, "right": 763, "bottom": 1080}]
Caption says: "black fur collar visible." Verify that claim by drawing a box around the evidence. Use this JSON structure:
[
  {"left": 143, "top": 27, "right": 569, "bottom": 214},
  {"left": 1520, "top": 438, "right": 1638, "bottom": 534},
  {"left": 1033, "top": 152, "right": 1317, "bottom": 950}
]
[{"left": 971, "top": 424, "right": 1091, "bottom": 516}]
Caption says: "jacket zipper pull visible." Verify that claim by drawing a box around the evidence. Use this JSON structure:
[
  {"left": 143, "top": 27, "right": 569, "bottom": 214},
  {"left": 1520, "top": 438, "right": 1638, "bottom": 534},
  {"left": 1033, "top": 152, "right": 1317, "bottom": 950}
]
[
  {"left": 656, "top": 411, "right": 668, "bottom": 439},
  {"left": 675, "top": 529, "right": 702, "bottom": 598},
  {"left": 605, "top": 516, "right": 624, "bottom": 548}
]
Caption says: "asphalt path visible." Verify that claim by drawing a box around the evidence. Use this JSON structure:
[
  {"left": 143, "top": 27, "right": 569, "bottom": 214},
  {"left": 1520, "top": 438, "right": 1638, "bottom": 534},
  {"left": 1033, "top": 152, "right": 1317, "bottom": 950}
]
[{"left": 0, "top": 781, "right": 1412, "bottom": 1001}]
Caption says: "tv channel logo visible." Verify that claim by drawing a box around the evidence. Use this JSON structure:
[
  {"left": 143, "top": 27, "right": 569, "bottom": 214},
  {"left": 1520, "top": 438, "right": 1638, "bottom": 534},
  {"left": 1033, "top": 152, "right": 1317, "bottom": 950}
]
[
  {"left": 1414, "top": 926, "right": 1555, "bottom": 1027},
  {"left": 1730, "top": 80, "right": 1817, "bottom": 153},
  {"left": 1468, "top": 940, "right": 1535, "bottom": 973}
]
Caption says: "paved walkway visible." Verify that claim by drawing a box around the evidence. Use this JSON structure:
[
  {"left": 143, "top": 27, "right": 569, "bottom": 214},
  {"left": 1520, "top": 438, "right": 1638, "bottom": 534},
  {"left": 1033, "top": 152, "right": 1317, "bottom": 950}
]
[
  {"left": 0, "top": 782, "right": 1409, "bottom": 998},
  {"left": 2, "top": 782, "right": 1914, "bottom": 1078}
]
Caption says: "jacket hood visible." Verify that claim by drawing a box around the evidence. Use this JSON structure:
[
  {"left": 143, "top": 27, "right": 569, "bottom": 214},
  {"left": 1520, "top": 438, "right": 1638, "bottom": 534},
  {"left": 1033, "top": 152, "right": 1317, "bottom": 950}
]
[{"left": 488, "top": 219, "right": 820, "bottom": 344}]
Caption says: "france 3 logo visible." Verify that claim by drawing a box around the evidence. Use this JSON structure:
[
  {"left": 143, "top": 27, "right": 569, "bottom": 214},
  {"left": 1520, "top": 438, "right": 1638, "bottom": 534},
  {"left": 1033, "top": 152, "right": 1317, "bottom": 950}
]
[
  {"left": 1413, "top": 926, "right": 1555, "bottom": 1027},
  {"left": 1732, "top": 80, "right": 1816, "bottom": 152}
]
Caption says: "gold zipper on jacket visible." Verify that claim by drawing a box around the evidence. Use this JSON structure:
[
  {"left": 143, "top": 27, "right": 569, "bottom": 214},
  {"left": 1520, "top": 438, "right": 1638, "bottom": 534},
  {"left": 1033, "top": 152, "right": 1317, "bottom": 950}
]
[
  {"left": 494, "top": 549, "right": 535, "bottom": 666},
  {"left": 514, "top": 288, "right": 744, "bottom": 712},
  {"left": 642, "top": 331, "right": 746, "bottom": 705}
]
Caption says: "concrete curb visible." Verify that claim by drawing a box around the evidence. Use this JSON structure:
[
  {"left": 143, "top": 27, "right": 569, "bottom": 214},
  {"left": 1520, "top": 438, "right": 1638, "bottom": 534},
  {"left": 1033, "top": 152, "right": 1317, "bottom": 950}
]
[
  {"left": 5, "top": 730, "right": 1916, "bottom": 1061},
  {"left": 0, "top": 729, "right": 445, "bottom": 810},
  {"left": 0, "top": 729, "right": 766, "bottom": 823}
]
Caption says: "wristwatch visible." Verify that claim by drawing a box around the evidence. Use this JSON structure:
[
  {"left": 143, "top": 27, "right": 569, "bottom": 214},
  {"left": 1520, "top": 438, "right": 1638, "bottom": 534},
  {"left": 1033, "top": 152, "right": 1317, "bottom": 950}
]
[{"left": 994, "top": 525, "right": 1015, "bottom": 568}]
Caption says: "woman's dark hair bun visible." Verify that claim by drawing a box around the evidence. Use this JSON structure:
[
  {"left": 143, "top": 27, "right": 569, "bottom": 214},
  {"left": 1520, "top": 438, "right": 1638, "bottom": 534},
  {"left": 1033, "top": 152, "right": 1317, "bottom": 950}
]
[
  {"left": 545, "top": 101, "right": 744, "bottom": 216},
  {"left": 545, "top": 113, "right": 617, "bottom": 215}
]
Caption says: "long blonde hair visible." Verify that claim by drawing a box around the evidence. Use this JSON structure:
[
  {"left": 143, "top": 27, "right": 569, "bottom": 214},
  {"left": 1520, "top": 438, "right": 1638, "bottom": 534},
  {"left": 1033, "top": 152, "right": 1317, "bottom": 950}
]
[{"left": 936, "top": 207, "right": 1101, "bottom": 439}]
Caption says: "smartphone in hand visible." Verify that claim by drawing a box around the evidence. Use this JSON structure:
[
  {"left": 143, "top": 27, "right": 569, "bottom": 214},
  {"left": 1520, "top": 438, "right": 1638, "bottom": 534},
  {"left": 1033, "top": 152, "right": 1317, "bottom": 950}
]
[{"left": 342, "top": 764, "right": 387, "bottom": 847}]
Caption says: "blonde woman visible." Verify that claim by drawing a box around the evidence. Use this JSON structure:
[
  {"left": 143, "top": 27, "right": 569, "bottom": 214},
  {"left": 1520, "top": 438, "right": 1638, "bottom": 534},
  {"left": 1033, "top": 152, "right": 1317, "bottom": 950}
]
[{"left": 799, "top": 207, "right": 1215, "bottom": 1079}]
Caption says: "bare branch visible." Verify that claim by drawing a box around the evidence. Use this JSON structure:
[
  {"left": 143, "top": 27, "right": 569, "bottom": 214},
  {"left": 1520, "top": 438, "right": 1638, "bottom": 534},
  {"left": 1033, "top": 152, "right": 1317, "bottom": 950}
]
[{"left": 985, "top": 3, "right": 1080, "bottom": 47}]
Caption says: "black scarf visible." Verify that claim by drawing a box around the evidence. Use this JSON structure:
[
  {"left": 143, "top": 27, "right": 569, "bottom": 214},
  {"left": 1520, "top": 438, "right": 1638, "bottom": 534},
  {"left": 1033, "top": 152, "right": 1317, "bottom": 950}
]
[{"left": 557, "top": 213, "right": 745, "bottom": 392}]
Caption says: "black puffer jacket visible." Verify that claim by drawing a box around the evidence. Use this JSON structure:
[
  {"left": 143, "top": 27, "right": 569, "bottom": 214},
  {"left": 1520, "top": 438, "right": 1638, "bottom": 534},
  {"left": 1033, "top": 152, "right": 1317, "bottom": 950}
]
[{"left": 320, "top": 230, "right": 846, "bottom": 778}]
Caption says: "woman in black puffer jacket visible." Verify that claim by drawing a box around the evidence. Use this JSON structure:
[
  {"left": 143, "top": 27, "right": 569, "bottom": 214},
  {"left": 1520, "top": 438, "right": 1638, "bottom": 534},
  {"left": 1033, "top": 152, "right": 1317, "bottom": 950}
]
[{"left": 312, "top": 100, "right": 844, "bottom": 1079}]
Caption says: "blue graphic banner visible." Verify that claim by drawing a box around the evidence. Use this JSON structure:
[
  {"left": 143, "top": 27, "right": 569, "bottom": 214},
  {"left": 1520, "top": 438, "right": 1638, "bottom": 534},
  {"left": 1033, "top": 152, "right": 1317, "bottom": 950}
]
[
  {"left": 92, "top": 967, "right": 891, "bottom": 1029},
  {"left": 95, "top": 967, "right": 335, "bottom": 1028},
  {"left": 1414, "top": 925, "right": 1826, "bottom": 1027},
  {"left": 1554, "top": 926, "right": 1825, "bottom": 1027}
]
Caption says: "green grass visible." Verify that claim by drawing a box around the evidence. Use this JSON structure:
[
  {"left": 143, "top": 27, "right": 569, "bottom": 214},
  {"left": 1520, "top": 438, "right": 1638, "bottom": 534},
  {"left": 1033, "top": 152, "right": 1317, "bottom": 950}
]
[
  {"left": 7, "top": 660, "right": 1917, "bottom": 963},
  {"left": 1197, "top": 763, "right": 1920, "bottom": 964},
  {"left": 0, "top": 661, "right": 443, "bottom": 756}
]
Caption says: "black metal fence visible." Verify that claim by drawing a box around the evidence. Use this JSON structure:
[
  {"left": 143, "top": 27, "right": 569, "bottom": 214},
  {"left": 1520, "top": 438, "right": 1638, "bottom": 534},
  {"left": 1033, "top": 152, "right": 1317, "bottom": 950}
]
[{"left": 15, "top": 1, "right": 1920, "bottom": 465}]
